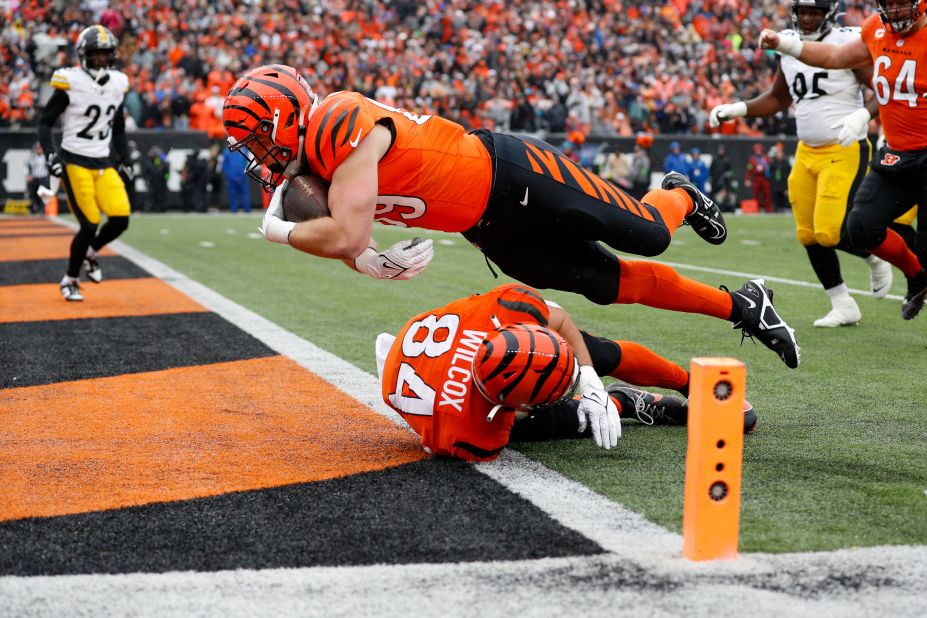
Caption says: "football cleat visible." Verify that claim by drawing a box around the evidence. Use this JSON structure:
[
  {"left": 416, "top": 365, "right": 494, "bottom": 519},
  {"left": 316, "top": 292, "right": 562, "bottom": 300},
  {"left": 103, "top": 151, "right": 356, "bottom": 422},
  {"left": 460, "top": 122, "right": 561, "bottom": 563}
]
[
  {"left": 729, "top": 278, "right": 800, "bottom": 368},
  {"left": 607, "top": 383, "right": 758, "bottom": 434},
  {"left": 813, "top": 296, "right": 861, "bottom": 328},
  {"left": 83, "top": 257, "right": 102, "bottom": 283},
  {"left": 607, "top": 384, "right": 687, "bottom": 426},
  {"left": 865, "top": 255, "right": 893, "bottom": 299},
  {"left": 60, "top": 280, "right": 84, "bottom": 302},
  {"left": 661, "top": 171, "right": 727, "bottom": 245},
  {"left": 901, "top": 269, "right": 927, "bottom": 320}
]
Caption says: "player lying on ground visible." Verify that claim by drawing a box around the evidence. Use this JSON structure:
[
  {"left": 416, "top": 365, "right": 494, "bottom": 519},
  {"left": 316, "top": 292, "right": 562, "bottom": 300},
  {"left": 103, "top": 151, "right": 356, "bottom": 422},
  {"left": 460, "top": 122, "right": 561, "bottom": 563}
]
[
  {"left": 223, "top": 64, "right": 800, "bottom": 368},
  {"left": 376, "top": 283, "right": 756, "bottom": 462}
]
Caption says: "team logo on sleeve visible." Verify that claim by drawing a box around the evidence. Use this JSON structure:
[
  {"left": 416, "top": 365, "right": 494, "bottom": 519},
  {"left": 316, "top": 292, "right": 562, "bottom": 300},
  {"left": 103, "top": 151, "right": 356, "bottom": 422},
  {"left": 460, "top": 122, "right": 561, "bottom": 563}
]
[{"left": 881, "top": 152, "right": 901, "bottom": 166}]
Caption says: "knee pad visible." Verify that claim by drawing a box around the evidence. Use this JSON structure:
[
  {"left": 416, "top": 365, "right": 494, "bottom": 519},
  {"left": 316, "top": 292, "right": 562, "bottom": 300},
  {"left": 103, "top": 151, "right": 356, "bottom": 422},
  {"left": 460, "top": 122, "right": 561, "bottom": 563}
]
[
  {"left": 814, "top": 230, "right": 840, "bottom": 248},
  {"left": 796, "top": 227, "right": 816, "bottom": 246},
  {"left": 846, "top": 210, "right": 884, "bottom": 250}
]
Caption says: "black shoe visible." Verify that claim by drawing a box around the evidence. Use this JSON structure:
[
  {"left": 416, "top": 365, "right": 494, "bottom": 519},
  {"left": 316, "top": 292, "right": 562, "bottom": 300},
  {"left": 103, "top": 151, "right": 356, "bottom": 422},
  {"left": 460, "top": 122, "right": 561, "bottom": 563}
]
[
  {"left": 729, "top": 278, "right": 800, "bottom": 369},
  {"left": 606, "top": 384, "right": 687, "bottom": 426},
  {"left": 83, "top": 257, "right": 102, "bottom": 283},
  {"left": 661, "top": 171, "right": 726, "bottom": 245},
  {"left": 901, "top": 270, "right": 927, "bottom": 320},
  {"left": 607, "top": 384, "right": 758, "bottom": 433}
]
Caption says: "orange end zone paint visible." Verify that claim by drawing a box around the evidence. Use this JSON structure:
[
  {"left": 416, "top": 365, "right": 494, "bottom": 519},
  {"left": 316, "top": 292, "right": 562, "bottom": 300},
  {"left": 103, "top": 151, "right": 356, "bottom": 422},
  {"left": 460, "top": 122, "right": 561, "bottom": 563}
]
[
  {"left": 682, "top": 357, "right": 745, "bottom": 561},
  {"left": 0, "top": 356, "right": 427, "bottom": 521},
  {"left": 0, "top": 279, "right": 208, "bottom": 323}
]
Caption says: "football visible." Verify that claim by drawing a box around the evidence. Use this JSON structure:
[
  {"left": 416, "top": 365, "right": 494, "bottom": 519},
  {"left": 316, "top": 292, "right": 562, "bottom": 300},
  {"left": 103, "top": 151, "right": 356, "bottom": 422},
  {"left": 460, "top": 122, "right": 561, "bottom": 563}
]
[{"left": 282, "top": 175, "right": 330, "bottom": 222}]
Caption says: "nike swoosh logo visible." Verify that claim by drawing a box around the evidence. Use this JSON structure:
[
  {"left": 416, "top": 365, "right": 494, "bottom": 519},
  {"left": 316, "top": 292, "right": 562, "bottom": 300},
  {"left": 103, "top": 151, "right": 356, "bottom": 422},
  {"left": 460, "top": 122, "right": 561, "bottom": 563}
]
[
  {"left": 349, "top": 128, "right": 363, "bottom": 148},
  {"left": 735, "top": 292, "right": 757, "bottom": 310},
  {"left": 520, "top": 188, "right": 529, "bottom": 206}
]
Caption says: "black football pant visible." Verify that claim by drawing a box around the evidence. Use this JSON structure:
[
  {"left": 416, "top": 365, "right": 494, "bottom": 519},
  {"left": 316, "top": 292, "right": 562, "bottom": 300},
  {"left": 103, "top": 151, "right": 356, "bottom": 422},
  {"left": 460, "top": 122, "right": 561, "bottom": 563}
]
[{"left": 463, "top": 131, "right": 674, "bottom": 305}]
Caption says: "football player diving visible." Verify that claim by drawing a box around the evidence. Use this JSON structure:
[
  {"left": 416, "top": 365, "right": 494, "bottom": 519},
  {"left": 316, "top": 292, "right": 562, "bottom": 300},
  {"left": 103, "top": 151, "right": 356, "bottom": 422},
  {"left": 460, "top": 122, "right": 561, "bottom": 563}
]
[
  {"left": 38, "top": 25, "right": 134, "bottom": 301},
  {"left": 376, "top": 284, "right": 757, "bottom": 462},
  {"left": 711, "top": 0, "right": 917, "bottom": 328},
  {"left": 222, "top": 65, "right": 800, "bottom": 369}
]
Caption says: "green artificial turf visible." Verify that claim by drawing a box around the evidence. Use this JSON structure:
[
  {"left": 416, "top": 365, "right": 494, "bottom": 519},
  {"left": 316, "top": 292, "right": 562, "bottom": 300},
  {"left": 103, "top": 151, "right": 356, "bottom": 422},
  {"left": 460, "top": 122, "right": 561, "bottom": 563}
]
[{"left": 119, "top": 212, "right": 927, "bottom": 553}]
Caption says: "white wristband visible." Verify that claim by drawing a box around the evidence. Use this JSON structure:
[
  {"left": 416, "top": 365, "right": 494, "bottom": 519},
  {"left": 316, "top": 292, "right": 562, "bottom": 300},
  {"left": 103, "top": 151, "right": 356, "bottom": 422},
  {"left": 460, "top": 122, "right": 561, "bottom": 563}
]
[
  {"left": 728, "top": 101, "right": 748, "bottom": 119},
  {"left": 776, "top": 35, "right": 803, "bottom": 58},
  {"left": 264, "top": 217, "right": 296, "bottom": 245},
  {"left": 577, "top": 365, "right": 604, "bottom": 396}
]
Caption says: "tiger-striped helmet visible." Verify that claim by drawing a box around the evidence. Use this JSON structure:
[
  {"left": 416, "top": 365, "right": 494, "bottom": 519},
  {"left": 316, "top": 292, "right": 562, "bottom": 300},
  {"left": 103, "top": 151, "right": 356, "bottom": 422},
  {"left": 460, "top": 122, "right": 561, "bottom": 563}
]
[
  {"left": 472, "top": 323, "right": 579, "bottom": 413},
  {"left": 223, "top": 65, "right": 319, "bottom": 191}
]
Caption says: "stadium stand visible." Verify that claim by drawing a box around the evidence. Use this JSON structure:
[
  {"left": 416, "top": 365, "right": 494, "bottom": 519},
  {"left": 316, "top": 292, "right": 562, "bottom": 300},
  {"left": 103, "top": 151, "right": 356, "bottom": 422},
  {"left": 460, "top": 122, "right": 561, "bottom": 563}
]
[{"left": 0, "top": 1, "right": 880, "bottom": 138}]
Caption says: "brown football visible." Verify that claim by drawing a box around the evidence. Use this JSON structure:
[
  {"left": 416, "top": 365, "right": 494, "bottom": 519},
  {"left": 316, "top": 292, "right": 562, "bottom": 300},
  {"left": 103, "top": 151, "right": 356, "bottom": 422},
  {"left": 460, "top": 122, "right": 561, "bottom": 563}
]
[{"left": 282, "top": 175, "right": 330, "bottom": 222}]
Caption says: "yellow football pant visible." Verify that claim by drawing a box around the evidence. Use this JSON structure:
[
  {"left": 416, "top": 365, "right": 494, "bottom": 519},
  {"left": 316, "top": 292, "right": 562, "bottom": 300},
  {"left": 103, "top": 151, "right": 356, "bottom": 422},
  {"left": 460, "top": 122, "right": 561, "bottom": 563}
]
[{"left": 63, "top": 164, "right": 130, "bottom": 225}]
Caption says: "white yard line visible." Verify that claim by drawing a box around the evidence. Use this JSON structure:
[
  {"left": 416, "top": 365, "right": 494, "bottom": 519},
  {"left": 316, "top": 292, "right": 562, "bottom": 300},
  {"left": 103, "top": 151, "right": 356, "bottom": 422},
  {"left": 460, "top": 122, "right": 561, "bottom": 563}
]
[{"left": 3, "top": 223, "right": 922, "bottom": 616}]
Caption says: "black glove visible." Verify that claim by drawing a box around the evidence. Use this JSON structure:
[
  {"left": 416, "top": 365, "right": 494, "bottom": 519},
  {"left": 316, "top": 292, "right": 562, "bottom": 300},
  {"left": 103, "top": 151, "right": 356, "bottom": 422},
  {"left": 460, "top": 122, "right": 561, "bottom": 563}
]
[
  {"left": 47, "top": 153, "right": 64, "bottom": 177},
  {"left": 118, "top": 162, "right": 135, "bottom": 181}
]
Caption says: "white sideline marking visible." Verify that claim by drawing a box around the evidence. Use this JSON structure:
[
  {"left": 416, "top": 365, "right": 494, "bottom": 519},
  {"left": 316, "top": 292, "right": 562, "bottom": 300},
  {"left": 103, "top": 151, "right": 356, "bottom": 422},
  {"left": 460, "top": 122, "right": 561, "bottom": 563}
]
[
  {"left": 646, "top": 257, "right": 905, "bottom": 301},
  {"left": 5, "top": 222, "right": 921, "bottom": 616}
]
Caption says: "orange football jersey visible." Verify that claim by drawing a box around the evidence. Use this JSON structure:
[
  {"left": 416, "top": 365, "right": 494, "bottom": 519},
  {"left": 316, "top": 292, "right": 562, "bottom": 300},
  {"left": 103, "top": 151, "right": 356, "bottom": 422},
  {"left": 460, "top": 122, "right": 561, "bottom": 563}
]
[
  {"left": 862, "top": 14, "right": 927, "bottom": 151},
  {"left": 380, "top": 284, "right": 551, "bottom": 462},
  {"left": 303, "top": 91, "right": 493, "bottom": 231}
]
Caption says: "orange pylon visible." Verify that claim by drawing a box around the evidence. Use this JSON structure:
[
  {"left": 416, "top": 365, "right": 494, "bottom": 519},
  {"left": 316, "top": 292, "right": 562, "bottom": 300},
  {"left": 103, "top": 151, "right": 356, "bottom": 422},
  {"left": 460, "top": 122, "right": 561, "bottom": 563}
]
[{"left": 682, "top": 357, "right": 745, "bottom": 561}]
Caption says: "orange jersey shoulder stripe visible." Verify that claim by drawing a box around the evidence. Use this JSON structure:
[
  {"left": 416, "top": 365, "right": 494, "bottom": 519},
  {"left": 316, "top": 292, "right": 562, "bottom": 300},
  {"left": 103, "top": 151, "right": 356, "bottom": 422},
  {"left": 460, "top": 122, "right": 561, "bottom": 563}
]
[
  {"left": 862, "top": 14, "right": 927, "bottom": 151},
  {"left": 305, "top": 92, "right": 493, "bottom": 232}
]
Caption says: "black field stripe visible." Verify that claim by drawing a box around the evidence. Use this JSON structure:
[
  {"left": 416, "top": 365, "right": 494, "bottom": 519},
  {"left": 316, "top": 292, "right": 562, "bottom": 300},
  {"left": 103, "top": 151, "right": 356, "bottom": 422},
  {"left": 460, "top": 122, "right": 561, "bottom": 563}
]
[
  {"left": 340, "top": 106, "right": 361, "bottom": 145},
  {"left": 0, "top": 459, "right": 602, "bottom": 575},
  {"left": 0, "top": 312, "right": 276, "bottom": 388},
  {"left": 0, "top": 256, "right": 149, "bottom": 286},
  {"left": 313, "top": 99, "right": 346, "bottom": 168},
  {"left": 227, "top": 86, "right": 272, "bottom": 114}
]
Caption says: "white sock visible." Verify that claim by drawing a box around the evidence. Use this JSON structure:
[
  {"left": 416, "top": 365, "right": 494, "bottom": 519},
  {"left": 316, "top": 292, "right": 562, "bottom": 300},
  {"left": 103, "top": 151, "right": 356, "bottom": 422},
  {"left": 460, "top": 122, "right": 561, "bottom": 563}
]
[
  {"left": 60, "top": 274, "right": 78, "bottom": 286},
  {"left": 86, "top": 247, "right": 98, "bottom": 259},
  {"left": 824, "top": 283, "right": 850, "bottom": 303}
]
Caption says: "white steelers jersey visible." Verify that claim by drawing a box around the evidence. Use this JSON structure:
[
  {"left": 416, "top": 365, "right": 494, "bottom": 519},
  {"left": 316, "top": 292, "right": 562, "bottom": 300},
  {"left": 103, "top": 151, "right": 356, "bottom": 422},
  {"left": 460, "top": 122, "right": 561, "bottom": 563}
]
[
  {"left": 49, "top": 67, "right": 129, "bottom": 159},
  {"left": 778, "top": 27, "right": 866, "bottom": 147}
]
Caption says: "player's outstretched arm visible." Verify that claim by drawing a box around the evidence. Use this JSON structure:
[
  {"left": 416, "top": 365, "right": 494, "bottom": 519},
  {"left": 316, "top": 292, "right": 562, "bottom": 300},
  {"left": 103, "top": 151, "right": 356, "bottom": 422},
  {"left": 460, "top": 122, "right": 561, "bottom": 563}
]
[
  {"left": 710, "top": 68, "right": 792, "bottom": 128},
  {"left": 759, "top": 28, "right": 871, "bottom": 69}
]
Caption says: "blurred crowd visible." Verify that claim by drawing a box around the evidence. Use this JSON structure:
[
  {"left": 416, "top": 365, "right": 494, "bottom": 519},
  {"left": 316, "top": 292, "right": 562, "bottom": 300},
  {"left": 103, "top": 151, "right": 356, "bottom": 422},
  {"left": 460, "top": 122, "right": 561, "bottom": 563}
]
[{"left": 2, "top": 0, "right": 879, "bottom": 139}]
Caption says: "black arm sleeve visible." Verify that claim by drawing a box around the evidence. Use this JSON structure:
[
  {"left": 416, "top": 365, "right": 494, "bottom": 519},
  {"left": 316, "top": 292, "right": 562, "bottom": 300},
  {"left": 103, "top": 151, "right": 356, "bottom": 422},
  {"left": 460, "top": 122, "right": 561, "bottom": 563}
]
[
  {"left": 110, "top": 104, "right": 131, "bottom": 164},
  {"left": 509, "top": 400, "right": 589, "bottom": 443},
  {"left": 37, "top": 89, "right": 69, "bottom": 155}
]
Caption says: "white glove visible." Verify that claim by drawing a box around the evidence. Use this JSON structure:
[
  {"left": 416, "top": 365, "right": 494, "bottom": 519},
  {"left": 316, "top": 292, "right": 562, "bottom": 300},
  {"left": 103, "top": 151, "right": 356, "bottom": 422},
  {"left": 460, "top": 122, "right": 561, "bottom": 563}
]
[
  {"left": 709, "top": 101, "right": 747, "bottom": 128},
  {"left": 354, "top": 237, "right": 434, "bottom": 280},
  {"left": 576, "top": 389, "right": 621, "bottom": 450},
  {"left": 577, "top": 365, "right": 604, "bottom": 396},
  {"left": 831, "top": 108, "right": 871, "bottom": 148},
  {"left": 760, "top": 28, "right": 803, "bottom": 57},
  {"left": 259, "top": 179, "right": 296, "bottom": 245}
]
